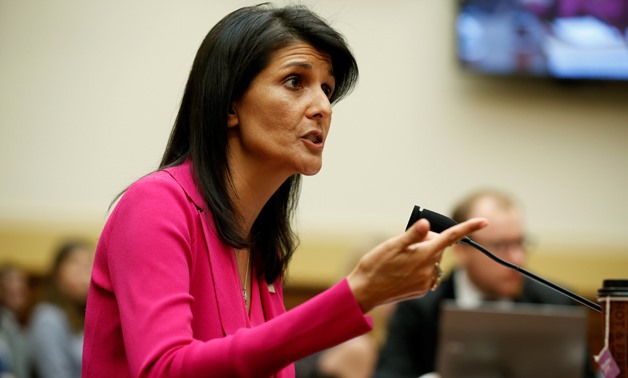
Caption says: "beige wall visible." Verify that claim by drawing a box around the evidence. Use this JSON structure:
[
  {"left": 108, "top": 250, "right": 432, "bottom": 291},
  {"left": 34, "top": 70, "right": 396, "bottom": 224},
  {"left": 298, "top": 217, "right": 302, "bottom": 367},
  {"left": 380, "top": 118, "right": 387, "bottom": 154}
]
[{"left": 1, "top": 1, "right": 627, "bottom": 294}]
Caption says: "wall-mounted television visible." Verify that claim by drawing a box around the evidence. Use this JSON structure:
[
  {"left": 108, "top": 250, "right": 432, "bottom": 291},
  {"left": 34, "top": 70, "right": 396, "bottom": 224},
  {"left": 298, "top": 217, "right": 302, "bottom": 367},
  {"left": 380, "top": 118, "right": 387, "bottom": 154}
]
[{"left": 456, "top": 0, "right": 628, "bottom": 80}]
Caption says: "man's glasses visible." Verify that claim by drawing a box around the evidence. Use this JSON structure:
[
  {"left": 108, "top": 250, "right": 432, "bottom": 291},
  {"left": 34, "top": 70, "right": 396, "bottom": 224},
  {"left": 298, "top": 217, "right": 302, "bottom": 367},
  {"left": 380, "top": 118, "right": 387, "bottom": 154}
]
[{"left": 471, "top": 237, "right": 532, "bottom": 255}]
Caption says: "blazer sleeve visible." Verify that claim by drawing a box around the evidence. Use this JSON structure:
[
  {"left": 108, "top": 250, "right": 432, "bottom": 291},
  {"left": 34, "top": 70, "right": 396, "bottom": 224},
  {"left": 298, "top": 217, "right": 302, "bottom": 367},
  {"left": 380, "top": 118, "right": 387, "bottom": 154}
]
[{"left": 100, "top": 174, "right": 372, "bottom": 377}]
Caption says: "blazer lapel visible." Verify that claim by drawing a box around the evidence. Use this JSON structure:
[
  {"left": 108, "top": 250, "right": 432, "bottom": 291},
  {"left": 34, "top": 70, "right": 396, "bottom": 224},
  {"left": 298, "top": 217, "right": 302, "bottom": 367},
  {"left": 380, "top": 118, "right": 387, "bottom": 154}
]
[
  {"left": 200, "top": 213, "right": 249, "bottom": 336},
  {"left": 164, "top": 160, "right": 248, "bottom": 336}
]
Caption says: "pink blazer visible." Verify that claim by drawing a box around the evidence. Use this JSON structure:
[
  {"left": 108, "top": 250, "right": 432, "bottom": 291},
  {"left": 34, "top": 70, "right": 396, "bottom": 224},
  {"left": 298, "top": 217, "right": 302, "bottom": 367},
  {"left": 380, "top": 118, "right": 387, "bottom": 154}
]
[{"left": 82, "top": 160, "right": 371, "bottom": 377}]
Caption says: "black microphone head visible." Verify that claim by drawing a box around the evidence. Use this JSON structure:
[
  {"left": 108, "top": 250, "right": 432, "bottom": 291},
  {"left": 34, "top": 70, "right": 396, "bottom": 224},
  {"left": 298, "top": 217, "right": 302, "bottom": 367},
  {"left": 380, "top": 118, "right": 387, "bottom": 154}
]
[{"left": 406, "top": 205, "right": 459, "bottom": 233}]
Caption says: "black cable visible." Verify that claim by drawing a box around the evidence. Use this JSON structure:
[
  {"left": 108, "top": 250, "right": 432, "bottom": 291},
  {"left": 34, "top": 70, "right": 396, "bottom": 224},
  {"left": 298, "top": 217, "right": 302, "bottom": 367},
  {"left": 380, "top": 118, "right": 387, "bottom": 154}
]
[
  {"left": 461, "top": 237, "right": 601, "bottom": 313},
  {"left": 407, "top": 205, "right": 602, "bottom": 313}
]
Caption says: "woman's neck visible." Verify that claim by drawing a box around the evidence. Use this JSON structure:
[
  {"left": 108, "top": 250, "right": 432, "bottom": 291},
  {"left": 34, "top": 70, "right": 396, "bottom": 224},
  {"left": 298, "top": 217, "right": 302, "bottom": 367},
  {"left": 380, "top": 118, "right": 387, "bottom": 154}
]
[{"left": 228, "top": 160, "right": 289, "bottom": 235}]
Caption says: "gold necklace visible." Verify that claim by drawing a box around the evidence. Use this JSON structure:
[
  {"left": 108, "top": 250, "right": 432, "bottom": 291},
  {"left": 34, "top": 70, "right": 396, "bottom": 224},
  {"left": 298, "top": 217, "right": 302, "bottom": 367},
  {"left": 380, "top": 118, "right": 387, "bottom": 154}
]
[{"left": 235, "top": 249, "right": 250, "bottom": 305}]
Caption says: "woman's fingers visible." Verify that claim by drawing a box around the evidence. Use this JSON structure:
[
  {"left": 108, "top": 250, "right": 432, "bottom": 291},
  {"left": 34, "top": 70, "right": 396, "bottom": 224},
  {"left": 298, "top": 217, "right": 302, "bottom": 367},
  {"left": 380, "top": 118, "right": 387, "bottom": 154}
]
[
  {"left": 398, "top": 218, "right": 431, "bottom": 251},
  {"left": 424, "top": 217, "right": 487, "bottom": 252},
  {"left": 348, "top": 217, "right": 488, "bottom": 313}
]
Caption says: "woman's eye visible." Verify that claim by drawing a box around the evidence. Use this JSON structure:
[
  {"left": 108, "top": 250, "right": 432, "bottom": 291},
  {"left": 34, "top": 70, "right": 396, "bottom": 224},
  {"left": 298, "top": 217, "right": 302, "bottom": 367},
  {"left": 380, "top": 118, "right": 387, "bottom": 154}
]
[
  {"left": 322, "top": 84, "right": 334, "bottom": 99},
  {"left": 285, "top": 75, "right": 301, "bottom": 89}
]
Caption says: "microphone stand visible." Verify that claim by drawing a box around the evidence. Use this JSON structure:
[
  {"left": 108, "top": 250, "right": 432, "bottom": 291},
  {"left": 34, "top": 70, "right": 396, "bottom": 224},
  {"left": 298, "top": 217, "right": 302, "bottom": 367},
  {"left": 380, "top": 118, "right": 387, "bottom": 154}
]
[
  {"left": 407, "top": 205, "right": 601, "bottom": 313},
  {"left": 460, "top": 237, "right": 601, "bottom": 313}
]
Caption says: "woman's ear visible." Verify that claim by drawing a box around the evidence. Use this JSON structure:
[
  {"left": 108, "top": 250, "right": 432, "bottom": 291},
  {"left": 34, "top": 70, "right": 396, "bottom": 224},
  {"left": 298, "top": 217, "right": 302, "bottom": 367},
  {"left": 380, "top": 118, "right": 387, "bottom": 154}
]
[{"left": 227, "top": 104, "right": 238, "bottom": 128}]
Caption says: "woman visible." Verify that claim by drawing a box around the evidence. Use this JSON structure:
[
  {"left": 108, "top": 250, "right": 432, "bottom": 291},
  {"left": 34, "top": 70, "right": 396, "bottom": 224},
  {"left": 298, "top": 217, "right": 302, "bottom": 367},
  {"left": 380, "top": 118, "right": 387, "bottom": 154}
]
[
  {"left": 0, "top": 264, "right": 33, "bottom": 378},
  {"left": 82, "top": 4, "right": 486, "bottom": 377},
  {"left": 30, "top": 241, "right": 94, "bottom": 378}
]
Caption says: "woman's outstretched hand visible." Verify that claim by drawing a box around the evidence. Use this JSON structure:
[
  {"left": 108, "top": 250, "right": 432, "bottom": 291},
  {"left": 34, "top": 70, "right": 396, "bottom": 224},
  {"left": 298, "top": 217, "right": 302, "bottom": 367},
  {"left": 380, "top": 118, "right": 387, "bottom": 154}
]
[{"left": 346, "top": 217, "right": 487, "bottom": 313}]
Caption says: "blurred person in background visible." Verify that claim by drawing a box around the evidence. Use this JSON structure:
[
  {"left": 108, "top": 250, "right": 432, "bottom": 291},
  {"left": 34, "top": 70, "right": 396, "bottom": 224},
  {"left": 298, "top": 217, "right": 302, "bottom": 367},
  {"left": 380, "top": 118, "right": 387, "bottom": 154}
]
[
  {"left": 374, "top": 188, "right": 595, "bottom": 378},
  {"left": 30, "top": 241, "right": 94, "bottom": 378},
  {"left": 0, "top": 264, "right": 33, "bottom": 378}
]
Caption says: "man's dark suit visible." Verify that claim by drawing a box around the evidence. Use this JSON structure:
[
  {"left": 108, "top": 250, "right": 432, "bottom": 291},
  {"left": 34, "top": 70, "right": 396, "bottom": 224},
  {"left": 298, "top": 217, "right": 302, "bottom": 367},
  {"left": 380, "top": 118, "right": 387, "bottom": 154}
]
[{"left": 374, "top": 270, "right": 595, "bottom": 378}]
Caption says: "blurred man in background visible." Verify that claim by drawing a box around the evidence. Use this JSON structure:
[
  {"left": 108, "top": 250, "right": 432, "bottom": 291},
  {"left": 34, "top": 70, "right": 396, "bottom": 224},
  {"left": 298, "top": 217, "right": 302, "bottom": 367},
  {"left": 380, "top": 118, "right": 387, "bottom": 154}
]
[{"left": 374, "top": 188, "right": 595, "bottom": 377}]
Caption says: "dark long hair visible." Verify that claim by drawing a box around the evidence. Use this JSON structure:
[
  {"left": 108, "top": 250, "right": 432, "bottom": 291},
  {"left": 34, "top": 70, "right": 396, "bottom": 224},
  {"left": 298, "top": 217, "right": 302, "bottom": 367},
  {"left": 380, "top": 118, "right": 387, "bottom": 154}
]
[{"left": 159, "top": 3, "right": 358, "bottom": 283}]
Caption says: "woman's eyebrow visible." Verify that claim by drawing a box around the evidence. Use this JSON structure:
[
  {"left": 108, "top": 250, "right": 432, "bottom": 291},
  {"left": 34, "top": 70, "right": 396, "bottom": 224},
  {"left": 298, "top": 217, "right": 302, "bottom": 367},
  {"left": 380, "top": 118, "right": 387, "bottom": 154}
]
[
  {"left": 281, "top": 61, "right": 335, "bottom": 77},
  {"left": 282, "top": 61, "right": 312, "bottom": 70}
]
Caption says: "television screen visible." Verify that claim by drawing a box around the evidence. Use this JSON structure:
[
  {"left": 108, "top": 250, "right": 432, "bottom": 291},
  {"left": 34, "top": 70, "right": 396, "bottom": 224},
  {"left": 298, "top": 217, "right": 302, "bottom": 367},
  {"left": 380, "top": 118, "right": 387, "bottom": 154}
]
[{"left": 456, "top": 0, "right": 628, "bottom": 80}]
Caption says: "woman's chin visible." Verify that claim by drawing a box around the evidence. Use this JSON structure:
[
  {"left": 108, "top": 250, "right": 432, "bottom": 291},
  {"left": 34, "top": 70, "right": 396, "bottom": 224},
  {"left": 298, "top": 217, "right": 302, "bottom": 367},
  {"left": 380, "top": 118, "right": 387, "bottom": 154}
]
[{"left": 298, "top": 161, "right": 323, "bottom": 176}]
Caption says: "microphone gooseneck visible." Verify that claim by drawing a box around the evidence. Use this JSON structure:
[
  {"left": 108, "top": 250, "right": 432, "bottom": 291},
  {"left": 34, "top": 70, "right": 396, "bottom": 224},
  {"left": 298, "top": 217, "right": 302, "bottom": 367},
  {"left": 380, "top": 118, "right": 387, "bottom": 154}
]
[{"left": 407, "top": 205, "right": 602, "bottom": 313}]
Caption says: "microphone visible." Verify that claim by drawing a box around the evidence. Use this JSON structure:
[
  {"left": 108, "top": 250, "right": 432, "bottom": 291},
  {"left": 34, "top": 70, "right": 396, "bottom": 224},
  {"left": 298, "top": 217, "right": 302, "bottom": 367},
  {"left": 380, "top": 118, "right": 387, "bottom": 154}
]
[{"left": 407, "top": 205, "right": 601, "bottom": 313}]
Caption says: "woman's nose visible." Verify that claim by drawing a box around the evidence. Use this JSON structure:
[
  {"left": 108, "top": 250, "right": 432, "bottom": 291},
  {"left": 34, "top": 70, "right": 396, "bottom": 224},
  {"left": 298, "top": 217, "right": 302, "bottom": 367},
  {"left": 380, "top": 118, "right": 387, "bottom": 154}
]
[{"left": 308, "top": 87, "right": 332, "bottom": 119}]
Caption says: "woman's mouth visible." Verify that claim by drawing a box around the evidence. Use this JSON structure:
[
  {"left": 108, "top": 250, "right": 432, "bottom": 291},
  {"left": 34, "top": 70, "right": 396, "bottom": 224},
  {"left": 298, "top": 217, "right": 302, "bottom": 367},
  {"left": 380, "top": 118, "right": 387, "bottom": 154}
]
[{"left": 301, "top": 131, "right": 323, "bottom": 145}]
